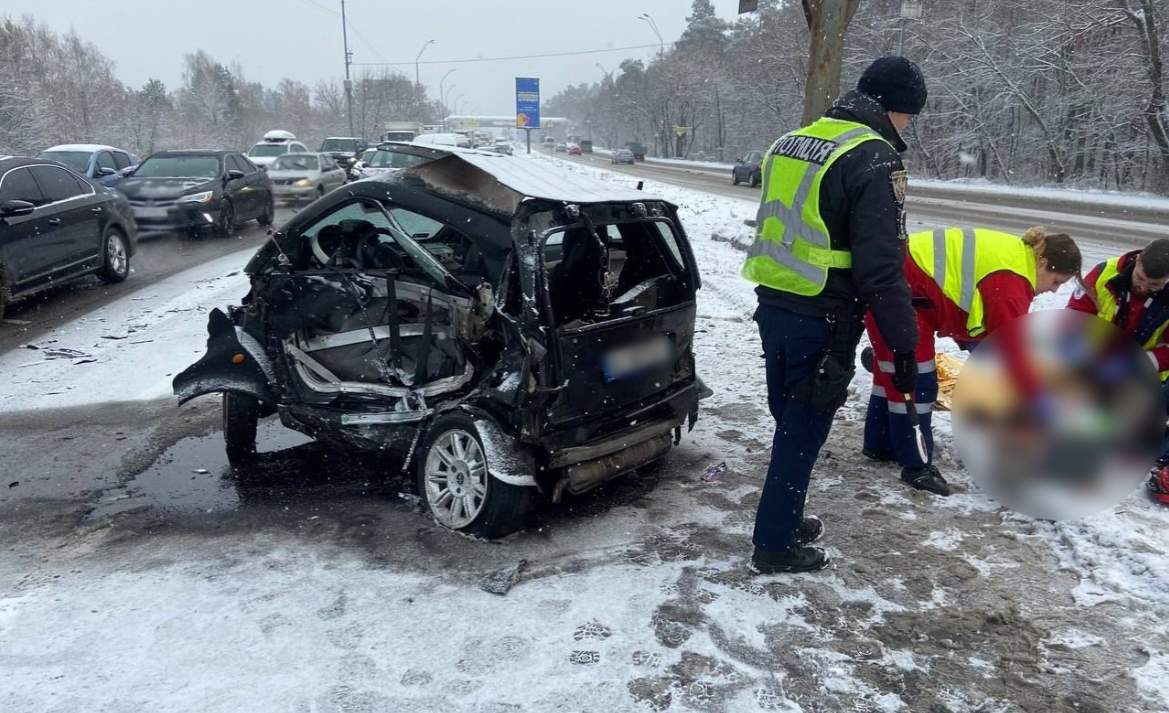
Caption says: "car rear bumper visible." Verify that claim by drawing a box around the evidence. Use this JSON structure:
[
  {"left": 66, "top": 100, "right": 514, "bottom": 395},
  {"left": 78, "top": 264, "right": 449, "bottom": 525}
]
[{"left": 272, "top": 185, "right": 318, "bottom": 200}]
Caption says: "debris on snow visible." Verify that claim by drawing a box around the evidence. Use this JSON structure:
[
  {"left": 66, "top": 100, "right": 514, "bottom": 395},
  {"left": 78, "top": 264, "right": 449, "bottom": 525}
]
[
  {"left": 479, "top": 559, "right": 527, "bottom": 595},
  {"left": 701, "top": 461, "right": 728, "bottom": 482}
]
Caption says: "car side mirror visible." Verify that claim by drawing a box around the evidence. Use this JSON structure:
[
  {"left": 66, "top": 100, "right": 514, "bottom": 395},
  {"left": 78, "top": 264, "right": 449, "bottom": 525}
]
[
  {"left": 0, "top": 199, "right": 36, "bottom": 217},
  {"left": 97, "top": 166, "right": 118, "bottom": 177},
  {"left": 226, "top": 169, "right": 245, "bottom": 181},
  {"left": 120, "top": 166, "right": 136, "bottom": 177}
]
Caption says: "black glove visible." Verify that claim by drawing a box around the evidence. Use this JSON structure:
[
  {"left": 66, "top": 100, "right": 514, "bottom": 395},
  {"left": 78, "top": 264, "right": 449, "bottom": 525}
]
[{"left": 891, "top": 352, "right": 918, "bottom": 395}]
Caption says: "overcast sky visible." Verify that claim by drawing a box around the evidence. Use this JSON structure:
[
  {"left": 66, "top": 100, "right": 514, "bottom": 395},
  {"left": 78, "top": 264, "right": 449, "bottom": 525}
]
[{"left": 5, "top": 0, "right": 747, "bottom": 116}]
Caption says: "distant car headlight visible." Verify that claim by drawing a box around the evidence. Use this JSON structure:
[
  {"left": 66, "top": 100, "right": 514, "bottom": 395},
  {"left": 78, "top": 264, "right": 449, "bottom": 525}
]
[
  {"left": 293, "top": 178, "right": 311, "bottom": 187},
  {"left": 179, "top": 190, "right": 214, "bottom": 204}
]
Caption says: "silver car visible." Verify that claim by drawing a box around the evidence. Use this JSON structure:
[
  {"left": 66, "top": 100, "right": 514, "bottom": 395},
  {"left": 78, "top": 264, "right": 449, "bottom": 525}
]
[{"left": 267, "top": 153, "right": 347, "bottom": 204}]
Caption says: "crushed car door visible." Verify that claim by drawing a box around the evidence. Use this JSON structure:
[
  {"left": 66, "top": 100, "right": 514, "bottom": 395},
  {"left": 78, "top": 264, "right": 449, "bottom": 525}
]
[
  {"left": 261, "top": 198, "right": 483, "bottom": 418},
  {"left": 539, "top": 218, "right": 698, "bottom": 429}
]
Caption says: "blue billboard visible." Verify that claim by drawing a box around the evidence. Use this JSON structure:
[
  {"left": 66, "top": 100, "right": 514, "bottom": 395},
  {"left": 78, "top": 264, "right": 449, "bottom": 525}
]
[{"left": 515, "top": 77, "right": 540, "bottom": 129}]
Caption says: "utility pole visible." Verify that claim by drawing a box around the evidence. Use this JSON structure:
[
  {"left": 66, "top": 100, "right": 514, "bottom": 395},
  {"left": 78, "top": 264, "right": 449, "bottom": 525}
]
[
  {"left": 341, "top": 0, "right": 354, "bottom": 137},
  {"left": 898, "top": 0, "right": 923, "bottom": 56}
]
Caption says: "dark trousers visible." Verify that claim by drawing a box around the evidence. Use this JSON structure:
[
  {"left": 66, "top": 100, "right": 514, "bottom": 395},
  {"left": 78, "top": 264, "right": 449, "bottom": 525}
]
[
  {"left": 1160, "top": 380, "right": 1169, "bottom": 462},
  {"left": 752, "top": 303, "right": 861, "bottom": 552}
]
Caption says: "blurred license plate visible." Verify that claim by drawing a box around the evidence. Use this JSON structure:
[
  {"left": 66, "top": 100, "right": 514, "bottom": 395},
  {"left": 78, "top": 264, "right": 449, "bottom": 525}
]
[
  {"left": 602, "top": 336, "right": 672, "bottom": 382},
  {"left": 135, "top": 207, "right": 167, "bottom": 218}
]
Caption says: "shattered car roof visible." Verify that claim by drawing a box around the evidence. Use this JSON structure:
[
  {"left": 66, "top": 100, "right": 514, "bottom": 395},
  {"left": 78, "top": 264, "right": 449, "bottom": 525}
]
[{"left": 401, "top": 152, "right": 664, "bottom": 215}]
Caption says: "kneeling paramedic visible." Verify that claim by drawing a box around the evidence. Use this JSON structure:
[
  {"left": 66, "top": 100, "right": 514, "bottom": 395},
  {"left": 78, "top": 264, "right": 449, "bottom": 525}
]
[
  {"left": 742, "top": 56, "right": 926, "bottom": 574},
  {"left": 863, "top": 226, "right": 1082, "bottom": 495},
  {"left": 1066, "top": 238, "right": 1169, "bottom": 504}
]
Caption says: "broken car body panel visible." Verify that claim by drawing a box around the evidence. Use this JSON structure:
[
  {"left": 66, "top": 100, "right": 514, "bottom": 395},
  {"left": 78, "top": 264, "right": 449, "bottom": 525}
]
[{"left": 174, "top": 150, "right": 704, "bottom": 536}]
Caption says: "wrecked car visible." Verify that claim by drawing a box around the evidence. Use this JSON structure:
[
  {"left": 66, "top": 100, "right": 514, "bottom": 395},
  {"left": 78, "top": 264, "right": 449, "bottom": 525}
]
[{"left": 173, "top": 150, "right": 708, "bottom": 538}]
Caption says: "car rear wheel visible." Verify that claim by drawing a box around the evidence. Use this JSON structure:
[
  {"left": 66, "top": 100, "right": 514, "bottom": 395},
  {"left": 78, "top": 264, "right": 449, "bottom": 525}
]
[
  {"left": 97, "top": 229, "right": 130, "bottom": 283},
  {"left": 223, "top": 392, "right": 259, "bottom": 467},
  {"left": 751, "top": 170, "right": 761, "bottom": 188},
  {"left": 731, "top": 171, "right": 740, "bottom": 186},
  {"left": 416, "top": 414, "right": 532, "bottom": 539},
  {"left": 216, "top": 200, "right": 235, "bottom": 238},
  {"left": 257, "top": 197, "right": 274, "bottom": 226}
]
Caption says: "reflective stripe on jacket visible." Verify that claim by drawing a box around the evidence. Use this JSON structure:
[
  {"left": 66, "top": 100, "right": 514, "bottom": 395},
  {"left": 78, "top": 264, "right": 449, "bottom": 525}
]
[
  {"left": 742, "top": 118, "right": 892, "bottom": 296},
  {"left": 907, "top": 227, "right": 1036, "bottom": 338},
  {"left": 1093, "top": 256, "right": 1169, "bottom": 380}
]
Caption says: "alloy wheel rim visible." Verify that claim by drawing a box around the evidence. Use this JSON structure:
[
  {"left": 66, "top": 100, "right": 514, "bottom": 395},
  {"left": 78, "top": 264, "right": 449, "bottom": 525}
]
[
  {"left": 107, "top": 235, "right": 127, "bottom": 275},
  {"left": 423, "top": 430, "right": 488, "bottom": 529}
]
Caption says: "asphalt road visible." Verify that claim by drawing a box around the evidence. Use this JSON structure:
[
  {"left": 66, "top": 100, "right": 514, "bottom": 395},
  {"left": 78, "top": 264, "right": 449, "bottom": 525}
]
[
  {"left": 0, "top": 205, "right": 297, "bottom": 355},
  {"left": 563, "top": 150, "right": 1166, "bottom": 248}
]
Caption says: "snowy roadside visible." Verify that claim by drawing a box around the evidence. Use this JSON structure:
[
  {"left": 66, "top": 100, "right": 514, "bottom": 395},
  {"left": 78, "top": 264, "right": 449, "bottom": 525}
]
[
  {"left": 0, "top": 249, "right": 254, "bottom": 412},
  {"left": 0, "top": 157, "right": 1167, "bottom": 712}
]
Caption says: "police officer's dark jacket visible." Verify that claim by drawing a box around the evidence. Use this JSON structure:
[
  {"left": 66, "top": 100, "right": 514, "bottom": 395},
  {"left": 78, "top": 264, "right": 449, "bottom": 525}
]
[{"left": 756, "top": 90, "right": 918, "bottom": 354}]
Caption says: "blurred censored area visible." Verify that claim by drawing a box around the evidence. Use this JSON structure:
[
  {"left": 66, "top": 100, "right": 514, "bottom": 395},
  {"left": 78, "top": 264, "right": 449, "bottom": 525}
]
[{"left": 952, "top": 310, "right": 1164, "bottom": 520}]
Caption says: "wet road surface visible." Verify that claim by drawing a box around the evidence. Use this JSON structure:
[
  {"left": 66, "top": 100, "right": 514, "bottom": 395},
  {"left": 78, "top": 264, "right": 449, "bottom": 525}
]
[{"left": 0, "top": 205, "right": 297, "bottom": 355}]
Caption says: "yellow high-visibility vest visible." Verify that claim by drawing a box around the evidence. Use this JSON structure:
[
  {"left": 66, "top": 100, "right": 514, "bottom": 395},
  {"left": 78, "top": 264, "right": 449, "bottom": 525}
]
[
  {"left": 742, "top": 118, "right": 892, "bottom": 296},
  {"left": 907, "top": 227, "right": 1036, "bottom": 337},
  {"left": 1093, "top": 257, "right": 1169, "bottom": 381}
]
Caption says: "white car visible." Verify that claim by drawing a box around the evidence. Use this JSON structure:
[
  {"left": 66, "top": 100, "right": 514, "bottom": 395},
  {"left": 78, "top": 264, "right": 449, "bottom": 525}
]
[
  {"left": 246, "top": 130, "right": 308, "bottom": 170},
  {"left": 359, "top": 143, "right": 445, "bottom": 179},
  {"left": 267, "top": 152, "right": 348, "bottom": 203}
]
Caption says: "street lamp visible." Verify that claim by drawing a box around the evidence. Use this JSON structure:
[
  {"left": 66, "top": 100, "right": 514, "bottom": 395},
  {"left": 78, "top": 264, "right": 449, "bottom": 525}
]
[
  {"left": 439, "top": 68, "right": 457, "bottom": 127},
  {"left": 637, "top": 13, "right": 664, "bottom": 56},
  {"left": 415, "top": 39, "right": 435, "bottom": 88},
  {"left": 441, "top": 82, "right": 456, "bottom": 130}
]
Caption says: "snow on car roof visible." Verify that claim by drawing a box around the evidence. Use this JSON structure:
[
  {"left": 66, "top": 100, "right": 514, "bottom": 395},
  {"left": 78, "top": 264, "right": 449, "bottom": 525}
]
[
  {"left": 43, "top": 144, "right": 120, "bottom": 153},
  {"left": 409, "top": 152, "right": 661, "bottom": 213}
]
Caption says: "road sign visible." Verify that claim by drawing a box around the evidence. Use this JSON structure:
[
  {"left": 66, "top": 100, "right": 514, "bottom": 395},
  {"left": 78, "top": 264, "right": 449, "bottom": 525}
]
[{"left": 515, "top": 78, "right": 541, "bottom": 129}]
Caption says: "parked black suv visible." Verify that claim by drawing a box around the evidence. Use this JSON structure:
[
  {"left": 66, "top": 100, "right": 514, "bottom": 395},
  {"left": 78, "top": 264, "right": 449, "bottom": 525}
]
[
  {"left": 0, "top": 157, "right": 136, "bottom": 316},
  {"left": 118, "top": 150, "right": 274, "bottom": 237}
]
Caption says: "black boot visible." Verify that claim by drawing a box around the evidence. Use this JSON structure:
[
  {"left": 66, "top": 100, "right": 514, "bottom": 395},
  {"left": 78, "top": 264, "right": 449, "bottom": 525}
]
[
  {"left": 750, "top": 545, "right": 830, "bottom": 574},
  {"left": 796, "top": 516, "right": 824, "bottom": 545},
  {"left": 901, "top": 464, "right": 950, "bottom": 496},
  {"left": 862, "top": 448, "right": 895, "bottom": 463}
]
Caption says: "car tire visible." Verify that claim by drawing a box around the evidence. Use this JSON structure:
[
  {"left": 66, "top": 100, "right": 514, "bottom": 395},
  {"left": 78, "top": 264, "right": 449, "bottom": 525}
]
[
  {"left": 751, "top": 171, "right": 761, "bottom": 188},
  {"left": 257, "top": 197, "right": 274, "bottom": 226},
  {"left": 223, "top": 391, "right": 259, "bottom": 468},
  {"left": 97, "top": 229, "right": 130, "bottom": 283},
  {"left": 732, "top": 171, "right": 740, "bottom": 186},
  {"left": 216, "top": 200, "right": 235, "bottom": 238},
  {"left": 416, "top": 413, "right": 532, "bottom": 539}
]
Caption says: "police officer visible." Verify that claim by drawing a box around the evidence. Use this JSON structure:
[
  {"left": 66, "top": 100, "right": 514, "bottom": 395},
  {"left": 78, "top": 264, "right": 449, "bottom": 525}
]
[{"left": 743, "top": 57, "right": 926, "bottom": 574}]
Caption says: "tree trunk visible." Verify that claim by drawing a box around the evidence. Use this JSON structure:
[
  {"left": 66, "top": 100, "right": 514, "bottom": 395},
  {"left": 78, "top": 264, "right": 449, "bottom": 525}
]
[{"left": 800, "top": 0, "right": 862, "bottom": 124}]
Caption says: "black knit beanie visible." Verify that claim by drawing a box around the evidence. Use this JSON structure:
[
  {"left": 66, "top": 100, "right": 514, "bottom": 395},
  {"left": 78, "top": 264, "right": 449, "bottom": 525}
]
[{"left": 858, "top": 56, "right": 928, "bottom": 115}]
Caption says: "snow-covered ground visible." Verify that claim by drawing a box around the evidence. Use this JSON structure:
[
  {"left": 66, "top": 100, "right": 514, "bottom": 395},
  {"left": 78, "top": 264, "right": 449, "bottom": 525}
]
[
  {"left": 0, "top": 249, "right": 253, "bottom": 412},
  {"left": 1, "top": 155, "right": 1166, "bottom": 713}
]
